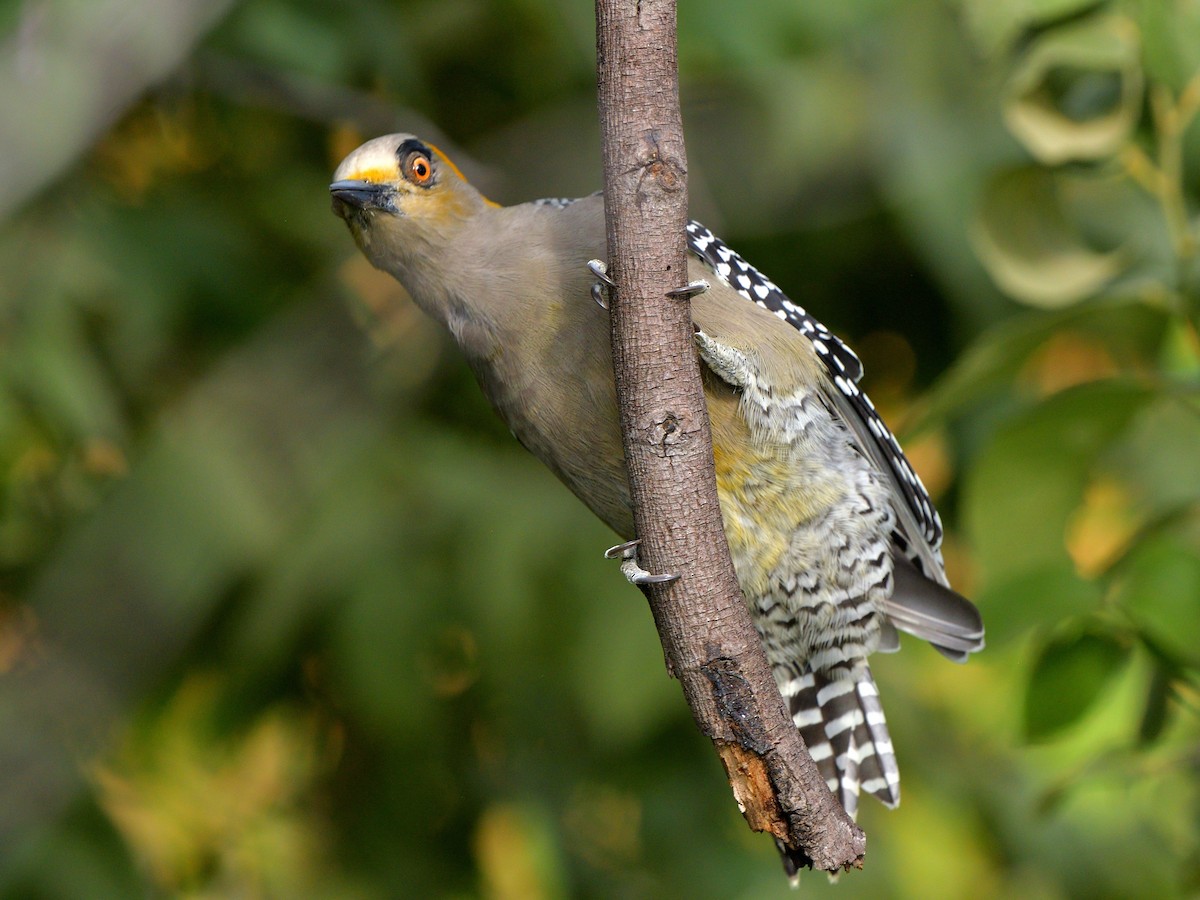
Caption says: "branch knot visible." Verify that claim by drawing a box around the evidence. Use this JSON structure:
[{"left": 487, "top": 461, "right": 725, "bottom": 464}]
[
  {"left": 636, "top": 129, "right": 685, "bottom": 195},
  {"left": 647, "top": 412, "right": 684, "bottom": 456}
]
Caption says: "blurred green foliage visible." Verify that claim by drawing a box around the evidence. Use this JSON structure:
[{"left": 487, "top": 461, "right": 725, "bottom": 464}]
[{"left": 1, "top": 0, "right": 1198, "bottom": 897}]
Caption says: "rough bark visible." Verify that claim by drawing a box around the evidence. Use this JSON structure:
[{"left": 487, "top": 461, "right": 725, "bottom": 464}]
[{"left": 594, "top": 0, "right": 866, "bottom": 875}]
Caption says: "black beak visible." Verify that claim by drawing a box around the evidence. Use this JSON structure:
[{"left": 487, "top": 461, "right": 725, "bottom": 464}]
[{"left": 330, "top": 179, "right": 394, "bottom": 215}]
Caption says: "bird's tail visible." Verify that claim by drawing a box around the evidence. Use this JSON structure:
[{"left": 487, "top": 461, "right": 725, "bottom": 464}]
[{"left": 778, "top": 665, "right": 900, "bottom": 819}]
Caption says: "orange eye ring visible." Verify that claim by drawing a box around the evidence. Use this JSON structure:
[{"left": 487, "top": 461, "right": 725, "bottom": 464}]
[{"left": 406, "top": 152, "right": 433, "bottom": 184}]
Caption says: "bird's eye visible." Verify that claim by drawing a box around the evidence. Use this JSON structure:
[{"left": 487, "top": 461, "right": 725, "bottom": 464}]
[{"left": 405, "top": 152, "right": 433, "bottom": 185}]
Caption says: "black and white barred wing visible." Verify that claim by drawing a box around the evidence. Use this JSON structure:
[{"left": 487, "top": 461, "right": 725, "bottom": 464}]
[{"left": 685, "top": 221, "right": 946, "bottom": 582}]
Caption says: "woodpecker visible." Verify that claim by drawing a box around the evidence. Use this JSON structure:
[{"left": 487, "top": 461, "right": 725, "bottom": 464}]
[{"left": 330, "top": 134, "right": 983, "bottom": 826}]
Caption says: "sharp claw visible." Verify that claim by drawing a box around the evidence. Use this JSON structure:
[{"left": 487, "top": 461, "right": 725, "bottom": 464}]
[
  {"left": 604, "top": 539, "right": 641, "bottom": 559},
  {"left": 623, "top": 563, "right": 681, "bottom": 585},
  {"left": 587, "top": 259, "right": 616, "bottom": 287},
  {"left": 604, "top": 538, "right": 679, "bottom": 585},
  {"left": 666, "top": 279, "right": 709, "bottom": 300},
  {"left": 588, "top": 259, "right": 616, "bottom": 310},
  {"left": 591, "top": 282, "right": 609, "bottom": 310}
]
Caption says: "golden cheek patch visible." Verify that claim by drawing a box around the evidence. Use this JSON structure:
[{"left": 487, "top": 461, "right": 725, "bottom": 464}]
[
  {"left": 343, "top": 166, "right": 398, "bottom": 185},
  {"left": 429, "top": 145, "right": 499, "bottom": 207},
  {"left": 429, "top": 146, "right": 468, "bottom": 183}
]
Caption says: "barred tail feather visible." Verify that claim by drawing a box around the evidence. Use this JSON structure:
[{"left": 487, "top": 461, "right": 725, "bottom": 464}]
[
  {"left": 853, "top": 675, "right": 900, "bottom": 807},
  {"left": 782, "top": 666, "right": 900, "bottom": 819}
]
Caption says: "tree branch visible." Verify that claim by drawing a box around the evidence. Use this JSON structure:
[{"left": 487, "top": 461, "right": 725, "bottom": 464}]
[{"left": 594, "top": 0, "right": 866, "bottom": 875}]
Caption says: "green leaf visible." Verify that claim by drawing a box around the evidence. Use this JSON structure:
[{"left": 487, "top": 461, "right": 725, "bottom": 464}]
[
  {"left": 1024, "top": 627, "right": 1130, "bottom": 740},
  {"left": 961, "top": 0, "right": 1106, "bottom": 56},
  {"left": 978, "top": 560, "right": 1103, "bottom": 645},
  {"left": 1159, "top": 316, "right": 1200, "bottom": 379},
  {"left": 913, "top": 308, "right": 1075, "bottom": 429},
  {"left": 1137, "top": 661, "right": 1173, "bottom": 746},
  {"left": 1130, "top": 0, "right": 1200, "bottom": 91},
  {"left": 910, "top": 298, "right": 1169, "bottom": 430},
  {"left": 1118, "top": 531, "right": 1200, "bottom": 666},
  {"left": 971, "top": 167, "right": 1125, "bottom": 308},
  {"left": 1106, "top": 395, "right": 1200, "bottom": 517},
  {"left": 964, "top": 380, "right": 1150, "bottom": 581},
  {"left": 1002, "top": 13, "right": 1144, "bottom": 164}
]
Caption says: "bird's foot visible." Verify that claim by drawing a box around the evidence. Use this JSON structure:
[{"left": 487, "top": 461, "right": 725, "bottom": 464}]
[
  {"left": 666, "top": 279, "right": 709, "bottom": 300},
  {"left": 604, "top": 539, "right": 679, "bottom": 586},
  {"left": 588, "top": 263, "right": 707, "bottom": 308},
  {"left": 587, "top": 259, "right": 614, "bottom": 309}
]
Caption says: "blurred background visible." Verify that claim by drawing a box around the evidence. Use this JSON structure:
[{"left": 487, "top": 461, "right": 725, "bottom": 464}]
[{"left": 1, "top": 0, "right": 1198, "bottom": 897}]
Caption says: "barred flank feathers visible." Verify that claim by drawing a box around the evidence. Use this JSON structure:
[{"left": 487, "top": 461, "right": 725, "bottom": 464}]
[{"left": 782, "top": 667, "right": 900, "bottom": 819}]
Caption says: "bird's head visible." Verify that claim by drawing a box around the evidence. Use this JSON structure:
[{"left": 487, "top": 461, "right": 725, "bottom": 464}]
[{"left": 330, "top": 134, "right": 492, "bottom": 268}]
